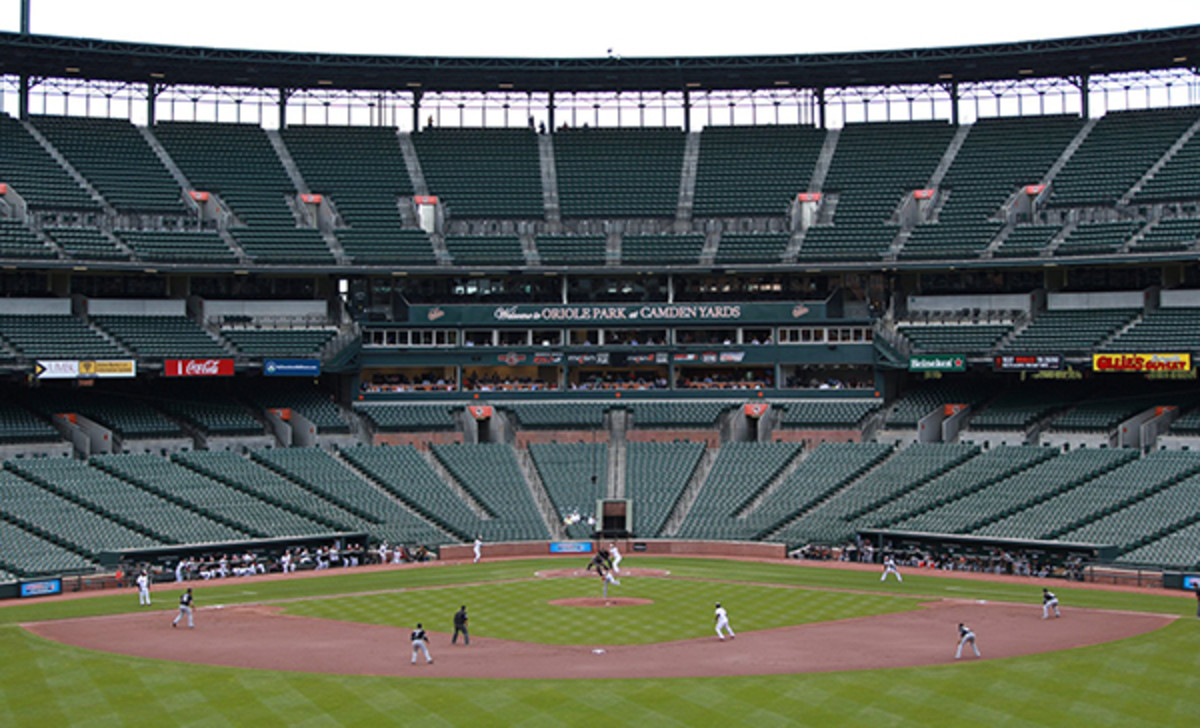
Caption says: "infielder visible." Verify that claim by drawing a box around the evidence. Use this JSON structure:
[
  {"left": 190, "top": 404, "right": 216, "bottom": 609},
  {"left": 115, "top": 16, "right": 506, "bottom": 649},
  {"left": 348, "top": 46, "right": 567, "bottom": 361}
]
[
  {"left": 955, "top": 623, "right": 980, "bottom": 659},
  {"left": 473, "top": 536, "right": 483, "bottom": 563},
  {"left": 714, "top": 602, "right": 736, "bottom": 640},
  {"left": 411, "top": 623, "right": 434, "bottom": 665},
  {"left": 608, "top": 542, "right": 623, "bottom": 575},
  {"left": 136, "top": 570, "right": 151, "bottom": 606},
  {"left": 172, "top": 588, "right": 194, "bottom": 629},
  {"left": 880, "top": 555, "right": 903, "bottom": 582},
  {"left": 1042, "top": 588, "right": 1061, "bottom": 619}
]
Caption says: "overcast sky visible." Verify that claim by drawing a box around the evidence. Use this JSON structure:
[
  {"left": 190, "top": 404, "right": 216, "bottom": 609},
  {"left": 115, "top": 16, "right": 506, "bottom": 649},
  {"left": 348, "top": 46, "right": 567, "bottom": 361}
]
[{"left": 3, "top": 0, "right": 1200, "bottom": 58}]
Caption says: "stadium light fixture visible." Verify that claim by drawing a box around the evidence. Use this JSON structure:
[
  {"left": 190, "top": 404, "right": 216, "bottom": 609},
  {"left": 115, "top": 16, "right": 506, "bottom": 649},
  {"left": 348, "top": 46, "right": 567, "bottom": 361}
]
[
  {"left": 1018, "top": 68, "right": 1034, "bottom": 75},
  {"left": 938, "top": 73, "right": 953, "bottom": 80},
  {"left": 149, "top": 72, "right": 165, "bottom": 79},
  {"left": 1174, "top": 56, "right": 1188, "bottom": 62},
  {"left": 498, "top": 83, "right": 514, "bottom": 89},
  {"left": 317, "top": 79, "right": 333, "bottom": 86},
  {"left": 773, "top": 80, "right": 790, "bottom": 86},
  {"left": 65, "top": 66, "right": 80, "bottom": 73}
]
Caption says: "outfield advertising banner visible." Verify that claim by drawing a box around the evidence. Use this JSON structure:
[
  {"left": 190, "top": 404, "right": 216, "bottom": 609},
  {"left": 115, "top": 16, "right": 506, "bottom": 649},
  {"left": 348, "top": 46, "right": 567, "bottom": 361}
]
[
  {"left": 548, "top": 542, "right": 593, "bottom": 554},
  {"left": 1092, "top": 353, "right": 1192, "bottom": 373},
  {"left": 19, "top": 578, "right": 62, "bottom": 597},
  {"left": 994, "top": 354, "right": 1063, "bottom": 371},
  {"left": 35, "top": 360, "right": 136, "bottom": 380},
  {"left": 163, "top": 358, "right": 234, "bottom": 377},
  {"left": 263, "top": 359, "right": 322, "bottom": 377},
  {"left": 908, "top": 354, "right": 966, "bottom": 372}
]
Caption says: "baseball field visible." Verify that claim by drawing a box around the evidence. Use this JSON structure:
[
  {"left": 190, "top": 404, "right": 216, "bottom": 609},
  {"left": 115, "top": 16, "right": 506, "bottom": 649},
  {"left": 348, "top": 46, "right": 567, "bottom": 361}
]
[{"left": 1, "top": 556, "right": 1197, "bottom": 727}]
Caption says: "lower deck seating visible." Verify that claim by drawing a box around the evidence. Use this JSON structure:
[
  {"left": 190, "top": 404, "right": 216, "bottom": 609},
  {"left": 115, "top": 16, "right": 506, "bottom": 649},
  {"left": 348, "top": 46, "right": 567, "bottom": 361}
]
[{"left": 529, "top": 442, "right": 608, "bottom": 539}]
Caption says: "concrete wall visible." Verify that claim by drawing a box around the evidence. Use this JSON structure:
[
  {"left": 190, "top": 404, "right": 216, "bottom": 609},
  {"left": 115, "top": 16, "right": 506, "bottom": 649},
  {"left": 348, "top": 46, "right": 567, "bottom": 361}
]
[
  {"left": 201, "top": 299, "right": 327, "bottom": 321},
  {"left": 514, "top": 430, "right": 611, "bottom": 448},
  {"left": 626, "top": 429, "right": 720, "bottom": 447},
  {"left": 907, "top": 293, "right": 1032, "bottom": 314},
  {"left": 1048, "top": 290, "right": 1143, "bottom": 310},
  {"left": 1, "top": 298, "right": 71, "bottom": 315},
  {"left": 439, "top": 539, "right": 786, "bottom": 561},
  {"left": 85, "top": 298, "right": 185, "bottom": 316},
  {"left": 772, "top": 428, "right": 862, "bottom": 446},
  {"left": 372, "top": 431, "right": 463, "bottom": 448}
]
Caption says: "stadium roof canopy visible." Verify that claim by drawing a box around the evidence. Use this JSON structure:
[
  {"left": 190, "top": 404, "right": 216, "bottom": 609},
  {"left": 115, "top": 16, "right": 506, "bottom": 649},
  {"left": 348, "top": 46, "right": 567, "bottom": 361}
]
[{"left": 1, "top": 25, "right": 1198, "bottom": 93}]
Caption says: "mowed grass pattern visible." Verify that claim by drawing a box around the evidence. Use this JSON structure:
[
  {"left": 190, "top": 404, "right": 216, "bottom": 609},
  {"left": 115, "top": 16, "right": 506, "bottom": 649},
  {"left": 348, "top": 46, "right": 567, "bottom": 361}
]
[
  {"left": 282, "top": 576, "right": 923, "bottom": 643},
  {"left": 2, "top": 558, "right": 1199, "bottom": 727}
]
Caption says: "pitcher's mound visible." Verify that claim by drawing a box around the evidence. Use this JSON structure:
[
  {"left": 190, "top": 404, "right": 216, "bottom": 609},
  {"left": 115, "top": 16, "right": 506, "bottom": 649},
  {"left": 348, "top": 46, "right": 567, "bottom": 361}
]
[{"left": 548, "top": 597, "right": 653, "bottom": 608}]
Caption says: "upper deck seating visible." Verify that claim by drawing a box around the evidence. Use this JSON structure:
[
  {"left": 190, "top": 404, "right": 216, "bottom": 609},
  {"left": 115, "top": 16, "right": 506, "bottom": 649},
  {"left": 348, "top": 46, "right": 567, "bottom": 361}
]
[
  {"left": 32, "top": 115, "right": 184, "bottom": 213},
  {"left": 413, "top": 128, "right": 543, "bottom": 219},
  {"left": 0, "top": 113, "right": 98, "bottom": 210},
  {"left": 693, "top": 125, "right": 825, "bottom": 217},
  {"left": 555, "top": 128, "right": 685, "bottom": 218},
  {"left": 1047, "top": 107, "right": 1200, "bottom": 208}
]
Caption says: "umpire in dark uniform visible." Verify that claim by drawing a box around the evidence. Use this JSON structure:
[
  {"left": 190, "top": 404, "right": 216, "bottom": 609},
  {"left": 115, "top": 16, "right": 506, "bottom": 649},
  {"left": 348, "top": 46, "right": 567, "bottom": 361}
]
[{"left": 453, "top": 605, "right": 470, "bottom": 645}]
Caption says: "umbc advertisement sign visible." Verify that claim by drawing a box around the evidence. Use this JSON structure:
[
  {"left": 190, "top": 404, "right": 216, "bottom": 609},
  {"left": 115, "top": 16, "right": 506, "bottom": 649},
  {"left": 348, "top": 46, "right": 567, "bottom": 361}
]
[{"left": 1092, "top": 353, "right": 1192, "bottom": 373}]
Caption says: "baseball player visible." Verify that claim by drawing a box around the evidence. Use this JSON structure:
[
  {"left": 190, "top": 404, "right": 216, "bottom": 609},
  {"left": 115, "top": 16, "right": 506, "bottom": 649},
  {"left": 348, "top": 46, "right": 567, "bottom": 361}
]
[
  {"left": 473, "top": 536, "right": 483, "bottom": 563},
  {"left": 136, "top": 570, "right": 151, "bottom": 606},
  {"left": 880, "top": 555, "right": 903, "bottom": 582},
  {"left": 714, "top": 602, "right": 736, "bottom": 640},
  {"left": 452, "top": 605, "right": 469, "bottom": 645},
  {"left": 585, "top": 551, "right": 619, "bottom": 596},
  {"left": 172, "top": 588, "right": 194, "bottom": 629},
  {"left": 411, "top": 623, "right": 434, "bottom": 665},
  {"left": 955, "top": 623, "right": 980, "bottom": 659},
  {"left": 1042, "top": 588, "right": 1061, "bottom": 619},
  {"left": 608, "top": 542, "right": 623, "bottom": 575}
]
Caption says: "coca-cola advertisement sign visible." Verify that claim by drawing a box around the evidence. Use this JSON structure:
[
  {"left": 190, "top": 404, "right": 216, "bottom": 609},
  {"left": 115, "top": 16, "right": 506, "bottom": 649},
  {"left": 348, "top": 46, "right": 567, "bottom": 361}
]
[{"left": 163, "top": 359, "right": 235, "bottom": 377}]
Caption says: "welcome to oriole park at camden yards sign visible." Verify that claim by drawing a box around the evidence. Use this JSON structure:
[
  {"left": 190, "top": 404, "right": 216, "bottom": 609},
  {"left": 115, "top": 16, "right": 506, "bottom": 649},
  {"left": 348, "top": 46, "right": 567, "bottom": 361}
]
[{"left": 1092, "top": 353, "right": 1192, "bottom": 372}]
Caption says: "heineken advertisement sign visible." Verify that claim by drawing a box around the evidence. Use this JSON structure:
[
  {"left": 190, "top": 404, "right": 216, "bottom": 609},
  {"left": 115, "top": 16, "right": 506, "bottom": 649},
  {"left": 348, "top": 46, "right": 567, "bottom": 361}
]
[
  {"left": 909, "top": 354, "right": 966, "bottom": 372},
  {"left": 408, "top": 301, "right": 830, "bottom": 326}
]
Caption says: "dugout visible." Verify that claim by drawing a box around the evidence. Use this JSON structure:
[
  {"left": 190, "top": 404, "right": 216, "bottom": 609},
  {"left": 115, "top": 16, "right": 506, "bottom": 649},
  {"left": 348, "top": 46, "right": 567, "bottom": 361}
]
[
  {"left": 101, "top": 532, "right": 370, "bottom": 580},
  {"left": 858, "top": 529, "right": 1117, "bottom": 576}
]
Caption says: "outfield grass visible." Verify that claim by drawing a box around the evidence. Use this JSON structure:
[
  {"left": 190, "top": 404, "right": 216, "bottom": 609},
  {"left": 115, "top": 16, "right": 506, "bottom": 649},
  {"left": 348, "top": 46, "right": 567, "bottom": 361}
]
[{"left": 1, "top": 558, "right": 1197, "bottom": 727}]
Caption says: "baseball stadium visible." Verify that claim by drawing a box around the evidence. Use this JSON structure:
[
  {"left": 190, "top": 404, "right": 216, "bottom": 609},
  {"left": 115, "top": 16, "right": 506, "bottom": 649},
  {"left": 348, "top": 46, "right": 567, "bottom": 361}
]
[{"left": 1, "top": 5, "right": 1200, "bottom": 725}]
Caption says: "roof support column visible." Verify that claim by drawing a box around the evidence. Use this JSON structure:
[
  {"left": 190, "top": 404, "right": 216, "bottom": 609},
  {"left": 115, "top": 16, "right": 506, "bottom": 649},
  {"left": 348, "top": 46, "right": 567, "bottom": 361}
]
[
  {"left": 18, "top": 74, "right": 29, "bottom": 120},
  {"left": 816, "top": 87, "right": 826, "bottom": 130},
  {"left": 20, "top": 0, "right": 30, "bottom": 33},
  {"left": 548, "top": 90, "right": 556, "bottom": 132},
  {"left": 944, "top": 80, "right": 959, "bottom": 125},
  {"left": 1080, "top": 73, "right": 1090, "bottom": 118},
  {"left": 147, "top": 82, "right": 159, "bottom": 126},
  {"left": 277, "top": 87, "right": 293, "bottom": 130},
  {"left": 412, "top": 89, "right": 423, "bottom": 132},
  {"left": 683, "top": 89, "right": 691, "bottom": 132}
]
